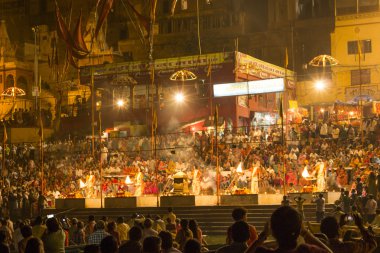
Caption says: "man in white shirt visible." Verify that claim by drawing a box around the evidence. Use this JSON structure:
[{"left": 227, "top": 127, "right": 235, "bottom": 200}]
[
  {"left": 332, "top": 126, "right": 340, "bottom": 143},
  {"left": 320, "top": 123, "right": 328, "bottom": 138},
  {"left": 365, "top": 194, "right": 377, "bottom": 223}
]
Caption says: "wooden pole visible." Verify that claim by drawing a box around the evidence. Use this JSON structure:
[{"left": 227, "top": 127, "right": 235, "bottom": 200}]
[
  {"left": 91, "top": 67, "right": 95, "bottom": 157},
  {"left": 99, "top": 111, "right": 103, "bottom": 208},
  {"left": 215, "top": 105, "right": 220, "bottom": 205},
  {"left": 280, "top": 94, "right": 286, "bottom": 196}
]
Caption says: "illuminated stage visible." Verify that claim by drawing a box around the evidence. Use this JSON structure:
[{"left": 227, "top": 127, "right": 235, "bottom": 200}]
[{"left": 55, "top": 192, "right": 341, "bottom": 209}]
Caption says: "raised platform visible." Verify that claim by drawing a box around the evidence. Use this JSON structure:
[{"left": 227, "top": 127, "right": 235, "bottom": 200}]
[
  {"left": 55, "top": 198, "right": 85, "bottom": 209},
  {"left": 160, "top": 195, "right": 195, "bottom": 207},
  {"left": 221, "top": 194, "right": 258, "bottom": 205},
  {"left": 105, "top": 197, "right": 137, "bottom": 208},
  {"left": 54, "top": 192, "right": 341, "bottom": 208}
]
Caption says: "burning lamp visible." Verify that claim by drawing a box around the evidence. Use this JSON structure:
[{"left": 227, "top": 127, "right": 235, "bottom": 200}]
[
  {"left": 236, "top": 162, "right": 243, "bottom": 173},
  {"left": 125, "top": 175, "right": 132, "bottom": 185},
  {"left": 79, "top": 179, "right": 86, "bottom": 188},
  {"left": 302, "top": 167, "right": 310, "bottom": 178}
]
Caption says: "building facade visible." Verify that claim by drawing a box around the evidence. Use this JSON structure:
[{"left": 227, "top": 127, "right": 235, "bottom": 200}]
[{"left": 296, "top": 0, "right": 380, "bottom": 120}]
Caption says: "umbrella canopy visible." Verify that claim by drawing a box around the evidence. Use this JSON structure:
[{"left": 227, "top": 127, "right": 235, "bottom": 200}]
[
  {"left": 169, "top": 69, "right": 197, "bottom": 81},
  {"left": 1, "top": 87, "right": 26, "bottom": 97},
  {"left": 111, "top": 74, "right": 138, "bottom": 86},
  {"left": 309, "top": 54, "right": 339, "bottom": 67}
]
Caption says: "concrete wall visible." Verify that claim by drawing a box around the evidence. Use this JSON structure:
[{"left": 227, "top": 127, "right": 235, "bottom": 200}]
[{"left": 10, "top": 127, "right": 53, "bottom": 143}]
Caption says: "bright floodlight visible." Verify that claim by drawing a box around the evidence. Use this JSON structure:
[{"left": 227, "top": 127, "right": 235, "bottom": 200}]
[
  {"left": 315, "top": 80, "right": 326, "bottom": 91},
  {"left": 117, "top": 99, "right": 125, "bottom": 107},
  {"left": 174, "top": 92, "right": 184, "bottom": 103}
]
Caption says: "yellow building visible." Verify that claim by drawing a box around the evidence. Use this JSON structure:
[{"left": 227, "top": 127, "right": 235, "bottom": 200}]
[
  {"left": 297, "top": 1, "right": 380, "bottom": 119},
  {"left": 332, "top": 12, "right": 380, "bottom": 104}
]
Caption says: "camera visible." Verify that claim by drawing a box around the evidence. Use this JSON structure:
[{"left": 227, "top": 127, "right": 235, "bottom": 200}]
[{"left": 345, "top": 215, "right": 353, "bottom": 222}]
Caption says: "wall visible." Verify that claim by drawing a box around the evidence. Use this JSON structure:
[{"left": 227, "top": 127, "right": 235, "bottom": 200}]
[
  {"left": 10, "top": 127, "right": 53, "bottom": 143},
  {"left": 331, "top": 12, "right": 380, "bottom": 103}
]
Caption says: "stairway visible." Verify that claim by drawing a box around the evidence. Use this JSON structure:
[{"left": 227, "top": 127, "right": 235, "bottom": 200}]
[{"left": 48, "top": 204, "right": 335, "bottom": 236}]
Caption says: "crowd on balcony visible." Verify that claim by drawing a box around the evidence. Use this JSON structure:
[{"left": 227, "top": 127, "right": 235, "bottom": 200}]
[{"left": 2, "top": 108, "right": 53, "bottom": 128}]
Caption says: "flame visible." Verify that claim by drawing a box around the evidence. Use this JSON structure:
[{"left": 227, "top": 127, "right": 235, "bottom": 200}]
[
  {"left": 236, "top": 162, "right": 243, "bottom": 173},
  {"left": 125, "top": 175, "right": 132, "bottom": 185},
  {"left": 79, "top": 179, "right": 86, "bottom": 188},
  {"left": 302, "top": 167, "right": 310, "bottom": 178}
]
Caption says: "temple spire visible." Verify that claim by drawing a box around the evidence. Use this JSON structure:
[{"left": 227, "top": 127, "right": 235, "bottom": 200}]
[{"left": 0, "top": 20, "right": 15, "bottom": 63}]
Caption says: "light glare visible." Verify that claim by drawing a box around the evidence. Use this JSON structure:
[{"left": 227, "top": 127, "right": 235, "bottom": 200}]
[
  {"left": 315, "top": 80, "right": 326, "bottom": 91},
  {"left": 117, "top": 99, "right": 125, "bottom": 107},
  {"left": 175, "top": 93, "right": 184, "bottom": 103}
]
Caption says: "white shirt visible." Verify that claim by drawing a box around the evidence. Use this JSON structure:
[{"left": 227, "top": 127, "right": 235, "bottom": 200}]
[
  {"left": 366, "top": 199, "right": 377, "bottom": 215},
  {"left": 332, "top": 128, "right": 340, "bottom": 139}
]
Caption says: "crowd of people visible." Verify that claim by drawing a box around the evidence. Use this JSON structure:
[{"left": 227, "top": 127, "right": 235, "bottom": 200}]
[
  {"left": 0, "top": 115, "right": 379, "bottom": 252},
  {"left": 0, "top": 118, "right": 380, "bottom": 215},
  {"left": 0, "top": 205, "right": 377, "bottom": 253},
  {"left": 2, "top": 107, "right": 53, "bottom": 128}
]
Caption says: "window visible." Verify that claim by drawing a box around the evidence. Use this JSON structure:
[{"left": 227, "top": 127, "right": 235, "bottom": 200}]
[
  {"left": 5, "top": 74, "right": 14, "bottom": 89},
  {"left": 347, "top": 40, "right": 372, "bottom": 55},
  {"left": 351, "top": 69, "right": 370, "bottom": 85},
  {"left": 119, "top": 27, "right": 129, "bottom": 40},
  {"left": 163, "top": 0, "right": 170, "bottom": 14}
]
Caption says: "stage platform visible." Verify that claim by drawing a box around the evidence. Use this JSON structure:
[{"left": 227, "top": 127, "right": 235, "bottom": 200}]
[{"left": 55, "top": 192, "right": 340, "bottom": 208}]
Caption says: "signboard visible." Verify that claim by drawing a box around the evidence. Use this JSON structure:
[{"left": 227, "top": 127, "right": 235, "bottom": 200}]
[
  {"left": 345, "top": 85, "right": 378, "bottom": 101},
  {"left": 235, "top": 52, "right": 296, "bottom": 89},
  {"left": 213, "top": 78, "right": 285, "bottom": 97},
  {"left": 80, "top": 52, "right": 235, "bottom": 88}
]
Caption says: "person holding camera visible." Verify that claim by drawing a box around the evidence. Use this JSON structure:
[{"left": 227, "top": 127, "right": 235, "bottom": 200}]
[{"left": 320, "top": 213, "right": 377, "bottom": 252}]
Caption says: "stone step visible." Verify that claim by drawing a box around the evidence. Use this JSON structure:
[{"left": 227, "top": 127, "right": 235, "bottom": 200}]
[{"left": 48, "top": 204, "right": 335, "bottom": 236}]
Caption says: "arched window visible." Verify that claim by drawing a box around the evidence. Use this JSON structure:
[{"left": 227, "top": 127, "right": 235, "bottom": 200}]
[
  {"left": 5, "top": 74, "right": 14, "bottom": 89},
  {"left": 17, "top": 76, "right": 28, "bottom": 94}
]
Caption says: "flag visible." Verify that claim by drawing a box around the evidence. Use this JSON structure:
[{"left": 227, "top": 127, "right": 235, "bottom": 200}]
[
  {"left": 66, "top": 49, "right": 79, "bottom": 69},
  {"left": 2, "top": 124, "right": 6, "bottom": 176},
  {"left": 152, "top": 109, "right": 157, "bottom": 132},
  {"left": 207, "top": 60, "right": 212, "bottom": 77},
  {"left": 72, "top": 10, "right": 89, "bottom": 54},
  {"left": 214, "top": 105, "right": 219, "bottom": 126},
  {"left": 55, "top": 1, "right": 72, "bottom": 47},
  {"left": 125, "top": 0, "right": 150, "bottom": 34},
  {"left": 357, "top": 40, "right": 362, "bottom": 60},
  {"left": 170, "top": 0, "right": 178, "bottom": 15},
  {"left": 95, "top": 0, "right": 114, "bottom": 39},
  {"left": 38, "top": 117, "right": 44, "bottom": 139},
  {"left": 3, "top": 124, "right": 7, "bottom": 143},
  {"left": 150, "top": 0, "right": 158, "bottom": 21},
  {"left": 55, "top": 1, "right": 88, "bottom": 59},
  {"left": 149, "top": 0, "right": 158, "bottom": 44},
  {"left": 285, "top": 47, "right": 289, "bottom": 68}
]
